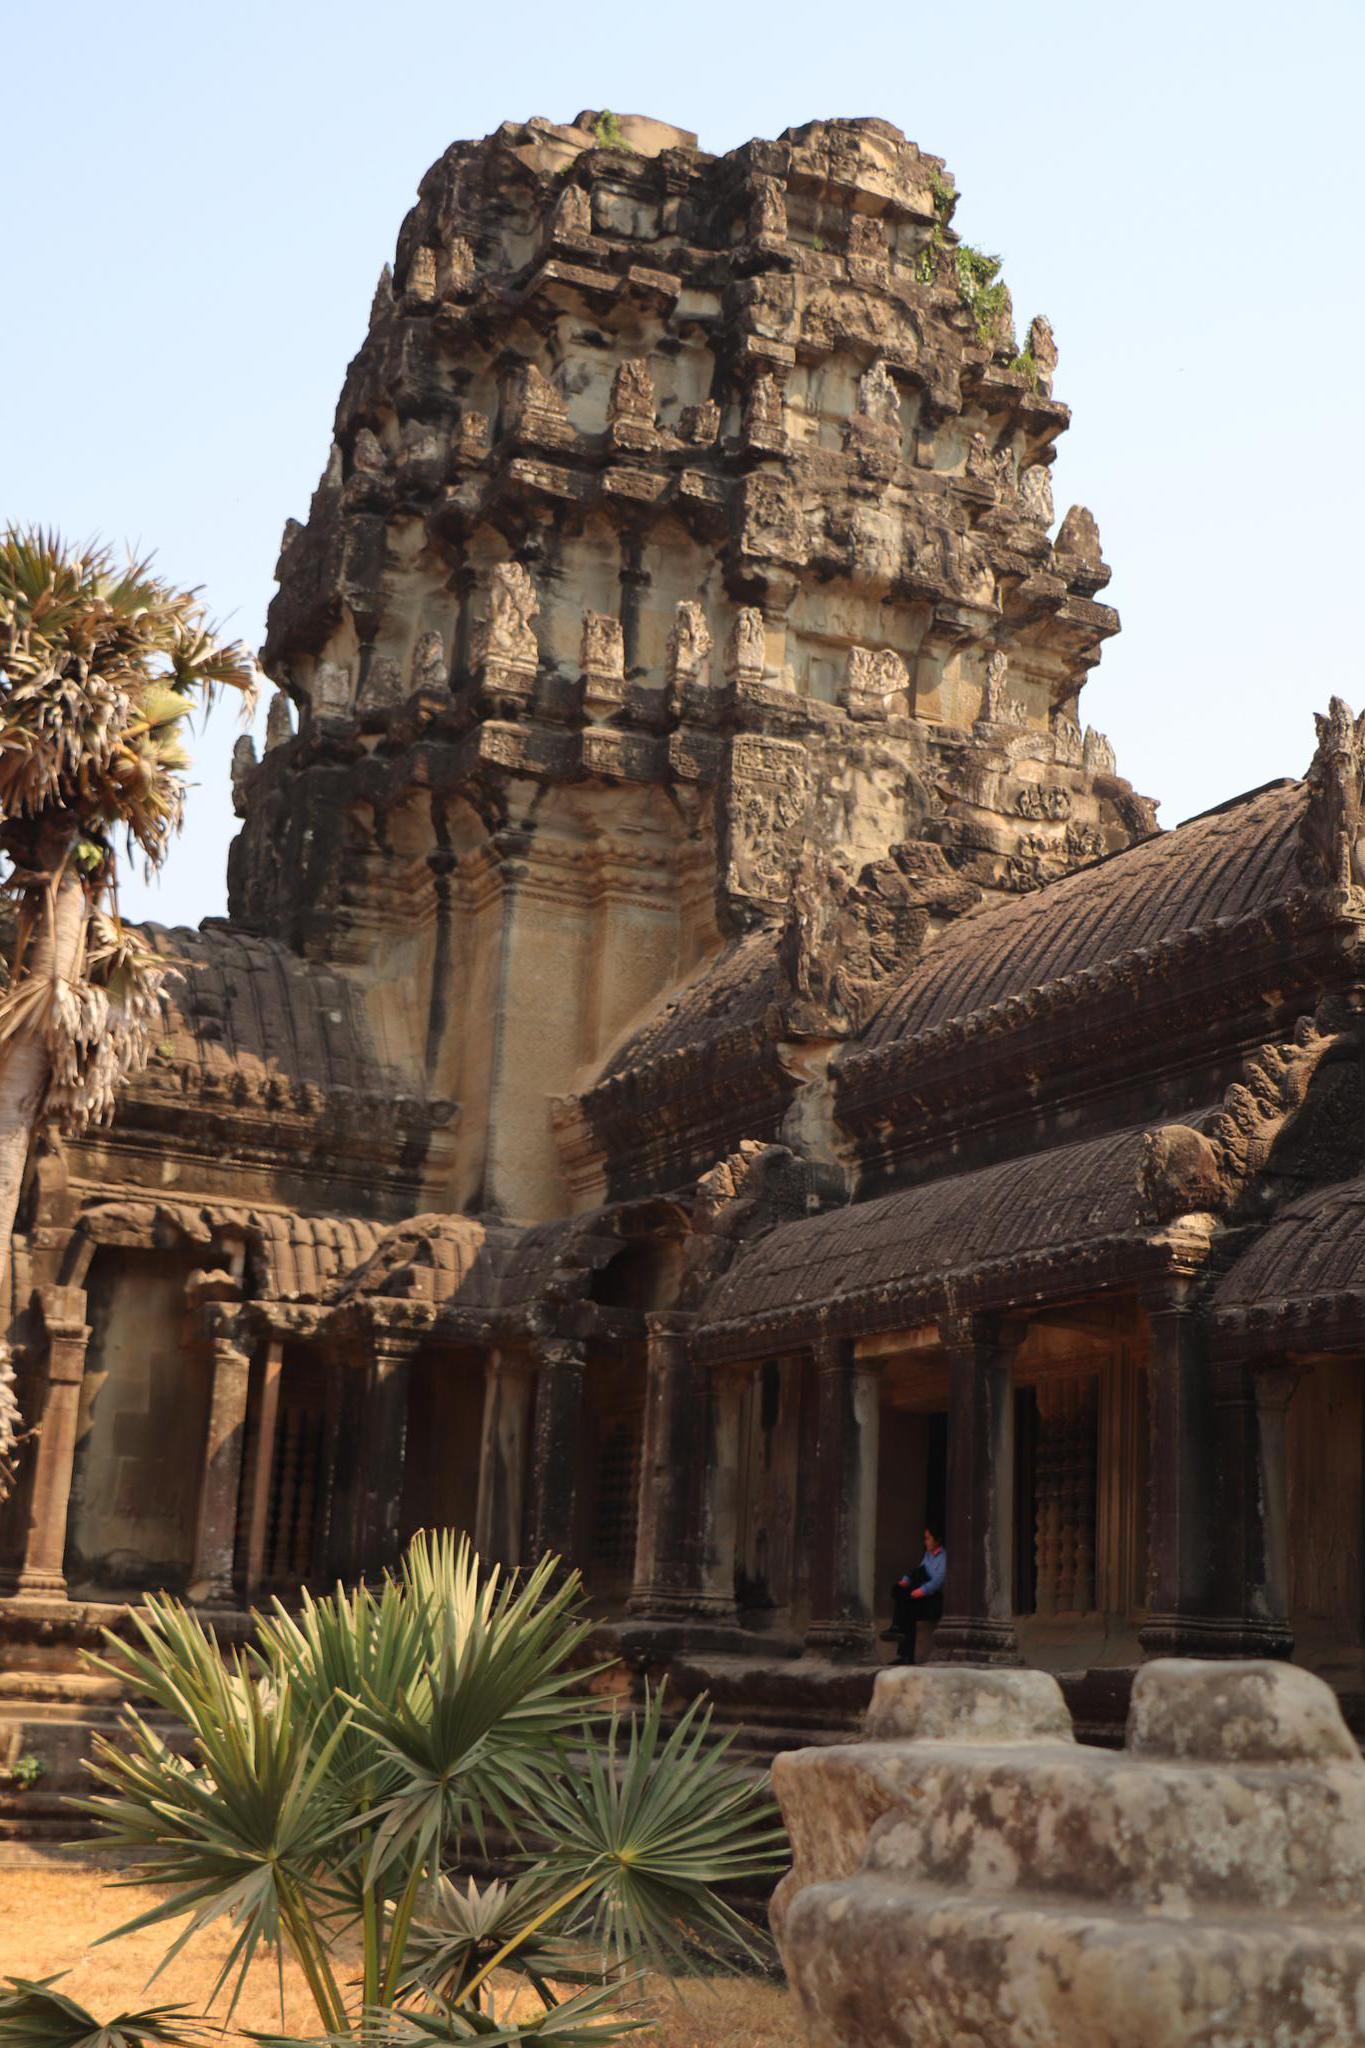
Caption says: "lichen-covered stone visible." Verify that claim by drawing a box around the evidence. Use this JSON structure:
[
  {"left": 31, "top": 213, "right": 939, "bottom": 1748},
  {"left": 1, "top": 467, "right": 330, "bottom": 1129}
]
[{"left": 773, "top": 1660, "right": 1365, "bottom": 2047}]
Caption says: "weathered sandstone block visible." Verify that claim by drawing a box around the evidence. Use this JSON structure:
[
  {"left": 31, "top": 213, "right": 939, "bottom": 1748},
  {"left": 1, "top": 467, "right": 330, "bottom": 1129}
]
[{"left": 773, "top": 1659, "right": 1365, "bottom": 2047}]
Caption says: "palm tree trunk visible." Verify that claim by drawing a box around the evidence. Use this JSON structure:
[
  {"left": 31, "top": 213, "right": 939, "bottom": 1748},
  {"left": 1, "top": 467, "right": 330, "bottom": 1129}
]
[{"left": 0, "top": 858, "right": 86, "bottom": 1305}]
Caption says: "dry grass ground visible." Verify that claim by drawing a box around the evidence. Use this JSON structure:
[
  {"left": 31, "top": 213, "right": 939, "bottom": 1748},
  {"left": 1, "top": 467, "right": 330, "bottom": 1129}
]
[{"left": 0, "top": 1861, "right": 796, "bottom": 2045}]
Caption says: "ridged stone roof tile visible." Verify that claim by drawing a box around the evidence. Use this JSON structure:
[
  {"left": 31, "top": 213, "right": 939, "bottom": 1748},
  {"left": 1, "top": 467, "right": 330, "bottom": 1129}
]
[
  {"left": 703, "top": 1121, "right": 1154, "bottom": 1336},
  {"left": 858, "top": 780, "right": 1305, "bottom": 1050}
]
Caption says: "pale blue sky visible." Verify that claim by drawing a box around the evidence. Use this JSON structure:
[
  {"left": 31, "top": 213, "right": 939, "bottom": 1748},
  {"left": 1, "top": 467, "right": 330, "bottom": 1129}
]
[{"left": 5, "top": 0, "right": 1361, "bottom": 927}]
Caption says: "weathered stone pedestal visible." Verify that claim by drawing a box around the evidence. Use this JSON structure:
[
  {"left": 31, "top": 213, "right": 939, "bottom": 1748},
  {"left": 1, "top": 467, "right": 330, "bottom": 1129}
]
[{"left": 772, "top": 1660, "right": 1365, "bottom": 2046}]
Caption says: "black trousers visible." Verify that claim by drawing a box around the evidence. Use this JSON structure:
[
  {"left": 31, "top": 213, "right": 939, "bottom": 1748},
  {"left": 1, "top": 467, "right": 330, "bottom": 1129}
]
[{"left": 890, "top": 1580, "right": 943, "bottom": 1664}]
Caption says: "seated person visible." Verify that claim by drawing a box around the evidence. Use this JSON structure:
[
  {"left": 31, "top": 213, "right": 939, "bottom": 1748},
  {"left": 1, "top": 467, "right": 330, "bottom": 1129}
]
[{"left": 880, "top": 1526, "right": 946, "bottom": 1665}]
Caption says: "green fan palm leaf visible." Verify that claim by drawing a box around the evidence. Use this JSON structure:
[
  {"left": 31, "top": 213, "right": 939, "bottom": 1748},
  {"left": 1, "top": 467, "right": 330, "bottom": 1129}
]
[
  {"left": 530, "top": 1689, "right": 787, "bottom": 1977},
  {"left": 0, "top": 1977, "right": 203, "bottom": 2048},
  {"left": 63, "top": 1539, "right": 784, "bottom": 2043}
]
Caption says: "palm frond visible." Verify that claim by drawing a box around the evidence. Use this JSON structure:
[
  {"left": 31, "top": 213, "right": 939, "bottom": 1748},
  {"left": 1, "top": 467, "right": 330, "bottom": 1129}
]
[
  {"left": 0, "top": 1976, "right": 204, "bottom": 2047},
  {"left": 533, "top": 1688, "right": 787, "bottom": 1977},
  {"left": 353, "top": 1537, "right": 604, "bottom": 1877}
]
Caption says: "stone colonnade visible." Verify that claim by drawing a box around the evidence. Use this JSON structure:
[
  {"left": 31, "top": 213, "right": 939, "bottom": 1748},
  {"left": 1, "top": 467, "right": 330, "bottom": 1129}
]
[
  {"left": 0, "top": 1289, "right": 601, "bottom": 1606},
  {"left": 0, "top": 1274, "right": 1314, "bottom": 1667}
]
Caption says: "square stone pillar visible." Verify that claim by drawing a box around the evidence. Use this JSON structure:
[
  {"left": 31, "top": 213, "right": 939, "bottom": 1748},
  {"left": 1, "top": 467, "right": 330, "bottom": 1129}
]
[
  {"left": 629, "top": 1318, "right": 743, "bottom": 1624},
  {"left": 1207, "top": 1353, "right": 1299, "bottom": 1660},
  {"left": 1138, "top": 1279, "right": 1222, "bottom": 1657},
  {"left": 352, "top": 1322, "right": 417, "bottom": 1579},
  {"left": 0, "top": 1285, "right": 89, "bottom": 1599},
  {"left": 242, "top": 1336, "right": 284, "bottom": 1598},
  {"left": 930, "top": 1312, "right": 1021, "bottom": 1665},
  {"left": 526, "top": 1339, "right": 586, "bottom": 1569},
  {"left": 804, "top": 1337, "right": 881, "bottom": 1660},
  {"left": 188, "top": 1305, "right": 251, "bottom": 1608},
  {"left": 474, "top": 1349, "right": 536, "bottom": 1569}
]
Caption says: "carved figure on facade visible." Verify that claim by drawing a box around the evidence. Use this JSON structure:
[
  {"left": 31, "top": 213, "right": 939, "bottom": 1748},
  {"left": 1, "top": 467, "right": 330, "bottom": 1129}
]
[
  {"left": 457, "top": 410, "right": 490, "bottom": 462},
  {"left": 966, "top": 432, "right": 995, "bottom": 482},
  {"left": 230, "top": 734, "right": 256, "bottom": 813},
  {"left": 352, "top": 428, "right": 386, "bottom": 474},
  {"left": 679, "top": 400, "right": 720, "bottom": 446},
  {"left": 1064, "top": 821, "right": 1104, "bottom": 863},
  {"left": 842, "top": 645, "right": 909, "bottom": 720},
  {"left": 726, "top": 734, "right": 809, "bottom": 901},
  {"left": 1019, "top": 464, "right": 1054, "bottom": 528},
  {"left": 362, "top": 655, "right": 404, "bottom": 710},
  {"left": 610, "top": 358, "right": 656, "bottom": 424},
  {"left": 474, "top": 563, "right": 539, "bottom": 683},
  {"left": 552, "top": 181, "right": 592, "bottom": 239},
  {"left": 1016, "top": 783, "right": 1071, "bottom": 821},
  {"left": 749, "top": 175, "right": 788, "bottom": 241},
  {"left": 1028, "top": 312, "right": 1058, "bottom": 393},
  {"left": 276, "top": 518, "right": 303, "bottom": 578},
  {"left": 980, "top": 649, "right": 1027, "bottom": 727},
  {"left": 725, "top": 607, "right": 766, "bottom": 684},
  {"left": 1051, "top": 714, "right": 1084, "bottom": 766},
  {"left": 666, "top": 601, "right": 711, "bottom": 699},
  {"left": 445, "top": 238, "right": 476, "bottom": 295},
  {"left": 857, "top": 359, "right": 901, "bottom": 430},
  {"left": 411, "top": 631, "right": 449, "bottom": 693},
  {"left": 1083, "top": 727, "right": 1116, "bottom": 775},
  {"left": 399, "top": 421, "right": 441, "bottom": 475},
  {"left": 742, "top": 368, "right": 786, "bottom": 445},
  {"left": 406, "top": 246, "right": 438, "bottom": 302},
  {"left": 580, "top": 611, "right": 626, "bottom": 721}
]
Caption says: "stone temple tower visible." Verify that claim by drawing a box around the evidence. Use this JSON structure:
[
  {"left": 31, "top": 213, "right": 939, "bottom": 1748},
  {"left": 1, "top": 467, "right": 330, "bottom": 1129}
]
[
  {"left": 40, "top": 112, "right": 1365, "bottom": 1766},
  {"left": 228, "top": 110, "right": 1152, "bottom": 1223}
]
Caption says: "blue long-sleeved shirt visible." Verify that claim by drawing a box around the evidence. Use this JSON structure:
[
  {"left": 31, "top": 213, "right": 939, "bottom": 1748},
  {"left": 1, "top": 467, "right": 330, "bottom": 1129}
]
[{"left": 916, "top": 1546, "right": 946, "bottom": 1597}]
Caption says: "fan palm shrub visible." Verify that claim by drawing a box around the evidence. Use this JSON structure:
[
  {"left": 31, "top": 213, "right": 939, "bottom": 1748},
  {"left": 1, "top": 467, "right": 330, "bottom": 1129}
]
[
  {"left": 0, "top": 526, "right": 255, "bottom": 1493},
  {"left": 8, "top": 1532, "right": 784, "bottom": 2044}
]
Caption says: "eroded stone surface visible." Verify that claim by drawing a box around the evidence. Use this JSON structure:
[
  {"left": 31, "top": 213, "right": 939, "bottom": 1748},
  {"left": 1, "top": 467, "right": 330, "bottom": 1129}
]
[{"left": 773, "top": 1661, "right": 1365, "bottom": 2046}]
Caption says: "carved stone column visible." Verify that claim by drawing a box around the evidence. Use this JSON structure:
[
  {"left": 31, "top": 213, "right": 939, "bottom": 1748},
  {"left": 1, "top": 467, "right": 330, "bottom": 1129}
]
[
  {"left": 628, "top": 1318, "right": 742, "bottom": 1623},
  {"left": 931, "top": 1313, "right": 1021, "bottom": 1665},
  {"left": 526, "top": 1339, "right": 587, "bottom": 1569},
  {"left": 352, "top": 1321, "right": 416, "bottom": 1578},
  {"left": 1139, "top": 1279, "right": 1221, "bottom": 1657},
  {"left": 1210, "top": 1354, "right": 1299, "bottom": 1659},
  {"left": 474, "top": 1349, "right": 536, "bottom": 1569},
  {"left": 188, "top": 1305, "right": 251, "bottom": 1607},
  {"left": 0, "top": 1285, "right": 89, "bottom": 1599},
  {"left": 242, "top": 1335, "right": 284, "bottom": 1597},
  {"left": 629, "top": 1314, "right": 703, "bottom": 1616},
  {"left": 1253, "top": 1364, "right": 1301, "bottom": 1647},
  {"left": 804, "top": 1338, "right": 881, "bottom": 1660}
]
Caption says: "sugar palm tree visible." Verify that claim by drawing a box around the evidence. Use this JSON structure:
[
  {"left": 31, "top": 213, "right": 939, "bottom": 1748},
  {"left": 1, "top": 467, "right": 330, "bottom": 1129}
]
[
  {"left": 0, "top": 527, "right": 254, "bottom": 1494},
  {"left": 0, "top": 1533, "right": 785, "bottom": 2045}
]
